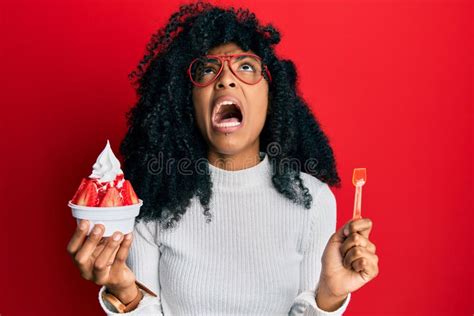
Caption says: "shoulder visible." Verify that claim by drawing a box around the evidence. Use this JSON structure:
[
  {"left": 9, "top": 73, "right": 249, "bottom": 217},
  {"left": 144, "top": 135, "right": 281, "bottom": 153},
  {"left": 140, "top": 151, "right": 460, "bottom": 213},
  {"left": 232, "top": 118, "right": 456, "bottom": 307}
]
[
  {"left": 298, "top": 171, "right": 337, "bottom": 233},
  {"left": 134, "top": 218, "right": 160, "bottom": 246},
  {"left": 299, "top": 171, "right": 336, "bottom": 211}
]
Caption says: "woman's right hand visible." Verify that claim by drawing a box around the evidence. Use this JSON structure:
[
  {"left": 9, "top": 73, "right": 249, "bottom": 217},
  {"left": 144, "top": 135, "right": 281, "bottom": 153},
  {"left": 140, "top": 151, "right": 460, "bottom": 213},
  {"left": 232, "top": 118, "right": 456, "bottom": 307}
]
[{"left": 66, "top": 219, "right": 137, "bottom": 301}]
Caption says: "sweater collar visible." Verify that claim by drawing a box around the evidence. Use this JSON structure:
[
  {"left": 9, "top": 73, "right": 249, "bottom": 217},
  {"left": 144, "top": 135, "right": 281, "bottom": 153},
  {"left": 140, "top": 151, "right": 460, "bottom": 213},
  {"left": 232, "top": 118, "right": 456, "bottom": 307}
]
[{"left": 208, "top": 152, "right": 272, "bottom": 189}]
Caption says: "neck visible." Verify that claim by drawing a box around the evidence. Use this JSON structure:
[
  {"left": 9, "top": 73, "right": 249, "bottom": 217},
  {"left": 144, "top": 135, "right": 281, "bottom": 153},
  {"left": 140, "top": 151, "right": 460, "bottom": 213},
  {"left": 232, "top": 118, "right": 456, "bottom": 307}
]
[
  {"left": 208, "top": 145, "right": 262, "bottom": 171},
  {"left": 207, "top": 151, "right": 270, "bottom": 189}
]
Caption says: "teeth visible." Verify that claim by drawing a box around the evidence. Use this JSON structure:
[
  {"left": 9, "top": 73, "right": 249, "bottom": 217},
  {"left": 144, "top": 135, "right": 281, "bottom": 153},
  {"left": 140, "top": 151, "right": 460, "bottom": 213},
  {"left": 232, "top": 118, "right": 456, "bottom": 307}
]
[
  {"left": 217, "top": 100, "right": 236, "bottom": 107},
  {"left": 215, "top": 121, "right": 241, "bottom": 128}
]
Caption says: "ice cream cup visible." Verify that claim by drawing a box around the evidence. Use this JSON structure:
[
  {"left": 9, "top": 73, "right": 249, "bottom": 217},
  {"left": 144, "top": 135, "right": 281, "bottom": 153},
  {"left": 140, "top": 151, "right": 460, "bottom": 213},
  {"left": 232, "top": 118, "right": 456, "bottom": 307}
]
[{"left": 68, "top": 199, "right": 143, "bottom": 237}]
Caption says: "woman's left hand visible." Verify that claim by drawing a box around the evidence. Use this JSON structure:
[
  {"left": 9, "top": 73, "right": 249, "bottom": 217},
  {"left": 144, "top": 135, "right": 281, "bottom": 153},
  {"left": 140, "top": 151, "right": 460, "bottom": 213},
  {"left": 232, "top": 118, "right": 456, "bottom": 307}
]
[{"left": 318, "top": 218, "right": 379, "bottom": 298}]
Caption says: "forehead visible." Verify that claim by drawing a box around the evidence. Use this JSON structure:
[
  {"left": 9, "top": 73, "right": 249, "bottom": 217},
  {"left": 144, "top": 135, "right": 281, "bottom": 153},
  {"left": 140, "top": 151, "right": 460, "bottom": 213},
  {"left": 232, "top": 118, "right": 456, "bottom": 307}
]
[{"left": 206, "top": 42, "right": 255, "bottom": 55}]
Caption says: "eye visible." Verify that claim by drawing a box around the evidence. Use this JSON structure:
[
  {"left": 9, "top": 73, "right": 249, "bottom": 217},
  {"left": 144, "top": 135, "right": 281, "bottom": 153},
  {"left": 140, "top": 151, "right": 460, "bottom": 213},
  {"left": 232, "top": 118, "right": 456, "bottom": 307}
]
[
  {"left": 200, "top": 63, "right": 220, "bottom": 76},
  {"left": 202, "top": 67, "right": 215, "bottom": 75},
  {"left": 239, "top": 63, "right": 255, "bottom": 72}
]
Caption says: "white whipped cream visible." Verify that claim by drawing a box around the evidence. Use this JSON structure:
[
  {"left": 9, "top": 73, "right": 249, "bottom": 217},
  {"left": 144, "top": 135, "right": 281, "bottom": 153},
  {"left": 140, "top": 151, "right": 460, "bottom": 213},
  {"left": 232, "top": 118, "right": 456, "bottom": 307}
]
[{"left": 89, "top": 139, "right": 124, "bottom": 183}]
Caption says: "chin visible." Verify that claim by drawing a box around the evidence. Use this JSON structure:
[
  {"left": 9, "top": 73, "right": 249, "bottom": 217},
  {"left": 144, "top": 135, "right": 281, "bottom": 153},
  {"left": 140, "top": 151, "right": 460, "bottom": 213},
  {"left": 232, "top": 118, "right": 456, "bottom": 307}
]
[{"left": 210, "top": 141, "right": 245, "bottom": 156}]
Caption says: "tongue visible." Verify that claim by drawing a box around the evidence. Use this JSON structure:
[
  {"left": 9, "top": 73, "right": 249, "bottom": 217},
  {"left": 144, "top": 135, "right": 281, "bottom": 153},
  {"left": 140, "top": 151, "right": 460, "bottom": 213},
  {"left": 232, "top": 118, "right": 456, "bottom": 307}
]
[{"left": 219, "top": 117, "right": 240, "bottom": 123}]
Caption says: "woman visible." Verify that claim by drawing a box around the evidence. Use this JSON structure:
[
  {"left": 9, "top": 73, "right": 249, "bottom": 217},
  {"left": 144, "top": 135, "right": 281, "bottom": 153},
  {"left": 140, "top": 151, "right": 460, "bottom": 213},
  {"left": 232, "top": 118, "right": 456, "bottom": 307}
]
[{"left": 67, "top": 2, "right": 379, "bottom": 315}]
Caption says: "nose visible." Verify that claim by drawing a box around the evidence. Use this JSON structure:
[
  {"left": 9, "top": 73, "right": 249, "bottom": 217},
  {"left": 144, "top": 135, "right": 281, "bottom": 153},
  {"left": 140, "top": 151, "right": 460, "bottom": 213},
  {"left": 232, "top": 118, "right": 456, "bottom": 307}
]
[{"left": 215, "top": 60, "right": 237, "bottom": 89}]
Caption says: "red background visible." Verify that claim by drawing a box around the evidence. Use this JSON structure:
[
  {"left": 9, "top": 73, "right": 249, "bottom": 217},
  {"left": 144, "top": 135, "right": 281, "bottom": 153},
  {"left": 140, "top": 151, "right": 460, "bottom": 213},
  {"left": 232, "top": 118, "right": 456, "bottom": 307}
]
[{"left": 1, "top": 0, "right": 472, "bottom": 315}]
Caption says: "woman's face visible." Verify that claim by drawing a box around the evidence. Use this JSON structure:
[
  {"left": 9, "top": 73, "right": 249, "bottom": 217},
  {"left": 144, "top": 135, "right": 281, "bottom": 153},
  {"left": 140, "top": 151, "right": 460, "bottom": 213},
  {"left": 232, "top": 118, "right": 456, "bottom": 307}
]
[{"left": 192, "top": 42, "right": 269, "bottom": 159}]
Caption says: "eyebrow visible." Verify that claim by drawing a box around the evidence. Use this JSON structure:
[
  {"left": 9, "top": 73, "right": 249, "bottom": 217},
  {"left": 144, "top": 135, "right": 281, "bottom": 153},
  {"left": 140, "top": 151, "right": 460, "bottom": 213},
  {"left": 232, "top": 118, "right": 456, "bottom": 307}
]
[
  {"left": 207, "top": 50, "right": 252, "bottom": 56},
  {"left": 205, "top": 55, "right": 251, "bottom": 64},
  {"left": 235, "top": 55, "right": 249, "bottom": 61},
  {"left": 224, "top": 51, "right": 244, "bottom": 55}
]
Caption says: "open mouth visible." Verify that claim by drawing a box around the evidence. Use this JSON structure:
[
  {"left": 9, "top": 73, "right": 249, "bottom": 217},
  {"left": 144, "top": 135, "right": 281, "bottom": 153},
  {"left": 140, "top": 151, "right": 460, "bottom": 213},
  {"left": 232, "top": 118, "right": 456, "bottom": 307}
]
[{"left": 212, "top": 101, "right": 243, "bottom": 128}]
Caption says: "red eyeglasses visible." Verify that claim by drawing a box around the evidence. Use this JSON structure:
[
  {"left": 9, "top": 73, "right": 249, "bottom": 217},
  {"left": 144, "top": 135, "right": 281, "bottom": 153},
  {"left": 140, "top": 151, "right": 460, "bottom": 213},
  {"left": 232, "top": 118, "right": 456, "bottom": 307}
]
[{"left": 187, "top": 53, "right": 272, "bottom": 87}]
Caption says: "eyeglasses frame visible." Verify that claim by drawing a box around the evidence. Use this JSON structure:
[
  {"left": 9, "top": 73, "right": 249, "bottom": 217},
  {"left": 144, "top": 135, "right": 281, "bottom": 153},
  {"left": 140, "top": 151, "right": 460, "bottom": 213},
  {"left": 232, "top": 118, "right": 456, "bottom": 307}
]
[{"left": 187, "top": 53, "right": 272, "bottom": 87}]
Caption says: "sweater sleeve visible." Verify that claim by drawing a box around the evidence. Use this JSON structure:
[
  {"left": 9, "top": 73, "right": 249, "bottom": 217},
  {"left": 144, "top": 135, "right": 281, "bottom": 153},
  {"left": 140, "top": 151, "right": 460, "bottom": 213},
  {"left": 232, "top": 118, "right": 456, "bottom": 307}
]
[
  {"left": 288, "top": 182, "right": 351, "bottom": 316},
  {"left": 98, "top": 219, "right": 164, "bottom": 315}
]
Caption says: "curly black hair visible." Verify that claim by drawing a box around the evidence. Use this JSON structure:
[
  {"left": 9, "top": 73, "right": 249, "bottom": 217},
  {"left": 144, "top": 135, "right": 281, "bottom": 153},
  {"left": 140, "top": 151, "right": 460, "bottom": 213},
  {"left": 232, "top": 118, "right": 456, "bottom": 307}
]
[{"left": 120, "top": 1, "right": 341, "bottom": 230}]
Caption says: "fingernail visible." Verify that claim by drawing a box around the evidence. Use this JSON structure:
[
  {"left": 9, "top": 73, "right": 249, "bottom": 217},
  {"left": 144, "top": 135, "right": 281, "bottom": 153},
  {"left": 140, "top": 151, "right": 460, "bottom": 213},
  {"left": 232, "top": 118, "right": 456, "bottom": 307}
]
[
  {"left": 113, "top": 233, "right": 121, "bottom": 241},
  {"left": 93, "top": 225, "right": 102, "bottom": 235},
  {"left": 79, "top": 220, "right": 87, "bottom": 230},
  {"left": 125, "top": 234, "right": 132, "bottom": 240}
]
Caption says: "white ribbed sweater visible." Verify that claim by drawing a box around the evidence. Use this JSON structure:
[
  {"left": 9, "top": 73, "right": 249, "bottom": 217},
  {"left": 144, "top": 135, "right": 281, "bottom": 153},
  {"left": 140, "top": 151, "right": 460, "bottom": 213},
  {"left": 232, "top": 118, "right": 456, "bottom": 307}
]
[{"left": 98, "top": 152, "right": 351, "bottom": 315}]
